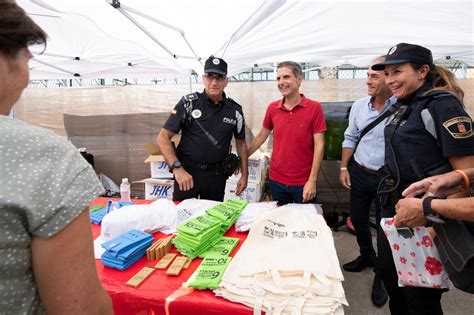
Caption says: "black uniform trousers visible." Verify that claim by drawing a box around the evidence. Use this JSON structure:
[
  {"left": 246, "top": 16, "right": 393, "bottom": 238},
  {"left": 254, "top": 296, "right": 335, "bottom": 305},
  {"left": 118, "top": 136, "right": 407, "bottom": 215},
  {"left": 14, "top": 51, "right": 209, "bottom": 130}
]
[
  {"left": 172, "top": 166, "right": 227, "bottom": 202},
  {"left": 378, "top": 196, "right": 445, "bottom": 315},
  {"left": 349, "top": 162, "right": 382, "bottom": 270}
]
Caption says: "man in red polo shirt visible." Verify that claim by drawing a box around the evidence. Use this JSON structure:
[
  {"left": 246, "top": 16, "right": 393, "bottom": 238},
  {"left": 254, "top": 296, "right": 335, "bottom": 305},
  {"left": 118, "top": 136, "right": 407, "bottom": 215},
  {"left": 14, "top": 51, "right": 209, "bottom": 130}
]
[{"left": 248, "top": 61, "right": 326, "bottom": 205}]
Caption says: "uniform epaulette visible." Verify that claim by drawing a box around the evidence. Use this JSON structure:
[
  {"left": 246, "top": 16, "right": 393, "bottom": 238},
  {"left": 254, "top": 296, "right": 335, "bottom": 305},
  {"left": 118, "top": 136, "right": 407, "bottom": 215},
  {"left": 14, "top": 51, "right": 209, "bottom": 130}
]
[
  {"left": 183, "top": 92, "right": 199, "bottom": 102},
  {"left": 227, "top": 97, "right": 242, "bottom": 108}
]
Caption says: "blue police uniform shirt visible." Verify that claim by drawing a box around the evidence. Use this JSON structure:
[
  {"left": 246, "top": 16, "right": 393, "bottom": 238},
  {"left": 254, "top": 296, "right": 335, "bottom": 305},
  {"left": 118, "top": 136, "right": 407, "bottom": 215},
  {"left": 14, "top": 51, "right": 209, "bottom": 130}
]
[
  {"left": 384, "top": 83, "right": 474, "bottom": 186},
  {"left": 343, "top": 95, "right": 397, "bottom": 170},
  {"left": 163, "top": 90, "right": 245, "bottom": 164}
]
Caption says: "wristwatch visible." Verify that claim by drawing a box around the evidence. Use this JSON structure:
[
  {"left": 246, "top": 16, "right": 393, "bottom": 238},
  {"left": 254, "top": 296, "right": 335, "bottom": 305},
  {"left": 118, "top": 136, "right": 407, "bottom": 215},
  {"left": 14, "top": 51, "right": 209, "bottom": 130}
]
[
  {"left": 169, "top": 160, "right": 182, "bottom": 173},
  {"left": 422, "top": 196, "right": 446, "bottom": 223}
]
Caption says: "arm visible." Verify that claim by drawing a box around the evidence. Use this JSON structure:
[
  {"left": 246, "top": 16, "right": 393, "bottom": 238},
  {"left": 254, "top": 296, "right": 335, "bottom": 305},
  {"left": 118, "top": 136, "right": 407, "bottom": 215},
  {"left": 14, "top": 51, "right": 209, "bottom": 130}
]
[
  {"left": 446, "top": 156, "right": 474, "bottom": 198},
  {"left": 31, "top": 209, "right": 113, "bottom": 314},
  {"left": 303, "top": 132, "right": 325, "bottom": 202},
  {"left": 402, "top": 168, "right": 474, "bottom": 198},
  {"left": 395, "top": 157, "right": 474, "bottom": 227},
  {"left": 156, "top": 128, "right": 193, "bottom": 191},
  {"left": 339, "top": 101, "right": 359, "bottom": 190},
  {"left": 339, "top": 147, "right": 354, "bottom": 189},
  {"left": 395, "top": 196, "right": 474, "bottom": 227},
  {"left": 248, "top": 127, "right": 271, "bottom": 157},
  {"left": 431, "top": 198, "right": 474, "bottom": 221},
  {"left": 234, "top": 138, "right": 249, "bottom": 196}
]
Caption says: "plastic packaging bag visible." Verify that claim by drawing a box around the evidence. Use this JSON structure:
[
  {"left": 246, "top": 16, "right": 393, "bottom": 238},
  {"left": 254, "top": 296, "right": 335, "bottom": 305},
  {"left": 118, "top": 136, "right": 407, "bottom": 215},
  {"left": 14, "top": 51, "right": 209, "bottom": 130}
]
[
  {"left": 381, "top": 218, "right": 452, "bottom": 289},
  {"left": 185, "top": 256, "right": 232, "bottom": 290}
]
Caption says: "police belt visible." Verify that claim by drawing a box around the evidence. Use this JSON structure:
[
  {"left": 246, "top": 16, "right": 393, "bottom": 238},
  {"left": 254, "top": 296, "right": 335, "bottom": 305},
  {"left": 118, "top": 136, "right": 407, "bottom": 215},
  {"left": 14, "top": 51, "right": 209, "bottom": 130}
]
[{"left": 183, "top": 160, "right": 223, "bottom": 171}]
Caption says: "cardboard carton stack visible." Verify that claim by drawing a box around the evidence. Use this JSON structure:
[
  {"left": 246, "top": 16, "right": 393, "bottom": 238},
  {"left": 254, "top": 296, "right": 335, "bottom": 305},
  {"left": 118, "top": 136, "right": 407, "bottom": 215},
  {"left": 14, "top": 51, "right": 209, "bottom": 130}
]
[
  {"left": 224, "top": 151, "right": 268, "bottom": 203},
  {"left": 136, "top": 143, "right": 174, "bottom": 200}
]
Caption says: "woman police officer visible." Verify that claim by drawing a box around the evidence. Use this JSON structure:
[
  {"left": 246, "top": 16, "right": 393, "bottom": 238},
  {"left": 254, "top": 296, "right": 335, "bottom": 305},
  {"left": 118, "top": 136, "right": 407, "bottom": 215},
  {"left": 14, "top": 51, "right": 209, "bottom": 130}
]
[{"left": 372, "top": 43, "right": 474, "bottom": 314}]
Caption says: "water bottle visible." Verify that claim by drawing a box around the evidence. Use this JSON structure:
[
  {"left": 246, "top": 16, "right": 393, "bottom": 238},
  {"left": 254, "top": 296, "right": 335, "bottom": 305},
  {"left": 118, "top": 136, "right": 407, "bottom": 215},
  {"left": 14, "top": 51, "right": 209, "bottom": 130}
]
[{"left": 120, "top": 178, "right": 131, "bottom": 202}]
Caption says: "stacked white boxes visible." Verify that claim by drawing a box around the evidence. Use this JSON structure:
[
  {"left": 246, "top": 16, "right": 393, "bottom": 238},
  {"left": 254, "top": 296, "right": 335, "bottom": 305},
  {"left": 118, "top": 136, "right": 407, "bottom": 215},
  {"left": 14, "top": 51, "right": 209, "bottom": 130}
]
[
  {"left": 137, "top": 143, "right": 174, "bottom": 200},
  {"left": 224, "top": 151, "right": 268, "bottom": 203}
]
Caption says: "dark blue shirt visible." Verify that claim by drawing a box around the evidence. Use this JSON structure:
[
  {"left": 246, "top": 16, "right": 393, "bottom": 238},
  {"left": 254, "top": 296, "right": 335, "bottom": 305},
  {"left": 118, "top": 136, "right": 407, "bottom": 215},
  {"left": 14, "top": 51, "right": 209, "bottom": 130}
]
[
  {"left": 163, "top": 91, "right": 245, "bottom": 164},
  {"left": 384, "top": 83, "right": 474, "bottom": 187}
]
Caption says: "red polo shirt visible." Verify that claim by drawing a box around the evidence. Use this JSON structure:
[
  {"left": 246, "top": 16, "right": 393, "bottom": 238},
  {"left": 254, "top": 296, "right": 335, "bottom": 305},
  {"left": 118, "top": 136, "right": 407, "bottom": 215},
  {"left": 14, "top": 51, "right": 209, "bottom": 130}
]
[{"left": 263, "top": 94, "right": 326, "bottom": 185}]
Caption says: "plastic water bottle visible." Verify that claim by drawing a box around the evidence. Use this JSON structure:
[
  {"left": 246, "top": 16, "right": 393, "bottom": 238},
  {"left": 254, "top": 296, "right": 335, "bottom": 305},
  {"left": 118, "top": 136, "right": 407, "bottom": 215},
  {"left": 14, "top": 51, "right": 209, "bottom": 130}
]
[{"left": 120, "top": 178, "right": 131, "bottom": 202}]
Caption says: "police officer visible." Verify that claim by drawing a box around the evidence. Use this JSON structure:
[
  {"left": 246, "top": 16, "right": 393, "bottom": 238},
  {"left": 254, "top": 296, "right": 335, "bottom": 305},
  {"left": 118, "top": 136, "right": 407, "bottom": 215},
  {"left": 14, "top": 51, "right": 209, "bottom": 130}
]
[
  {"left": 372, "top": 43, "right": 474, "bottom": 314},
  {"left": 156, "top": 56, "right": 248, "bottom": 201}
]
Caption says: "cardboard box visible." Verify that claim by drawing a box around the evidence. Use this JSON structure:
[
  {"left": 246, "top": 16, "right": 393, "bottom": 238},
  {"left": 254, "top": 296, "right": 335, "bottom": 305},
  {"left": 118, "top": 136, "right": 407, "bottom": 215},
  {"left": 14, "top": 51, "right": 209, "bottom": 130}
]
[
  {"left": 224, "top": 179, "right": 262, "bottom": 203},
  {"left": 143, "top": 143, "right": 173, "bottom": 179},
  {"left": 136, "top": 178, "right": 174, "bottom": 200},
  {"left": 228, "top": 157, "right": 267, "bottom": 183}
]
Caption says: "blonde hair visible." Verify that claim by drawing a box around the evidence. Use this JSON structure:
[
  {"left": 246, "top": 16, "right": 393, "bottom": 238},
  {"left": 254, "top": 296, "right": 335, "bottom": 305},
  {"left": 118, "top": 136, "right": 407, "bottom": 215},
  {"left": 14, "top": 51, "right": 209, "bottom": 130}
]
[
  {"left": 411, "top": 63, "right": 464, "bottom": 101},
  {"left": 425, "top": 66, "right": 464, "bottom": 101}
]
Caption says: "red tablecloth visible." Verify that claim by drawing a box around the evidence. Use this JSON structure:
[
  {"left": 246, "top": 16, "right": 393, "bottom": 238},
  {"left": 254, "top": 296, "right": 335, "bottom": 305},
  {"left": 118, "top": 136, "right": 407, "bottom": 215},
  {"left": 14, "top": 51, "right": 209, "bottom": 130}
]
[{"left": 91, "top": 197, "right": 253, "bottom": 315}]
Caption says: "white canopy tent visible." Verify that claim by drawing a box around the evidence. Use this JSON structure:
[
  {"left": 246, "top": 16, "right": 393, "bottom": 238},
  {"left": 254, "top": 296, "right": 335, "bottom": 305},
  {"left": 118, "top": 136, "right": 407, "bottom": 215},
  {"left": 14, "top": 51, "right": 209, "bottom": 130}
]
[{"left": 19, "top": 0, "right": 473, "bottom": 80}]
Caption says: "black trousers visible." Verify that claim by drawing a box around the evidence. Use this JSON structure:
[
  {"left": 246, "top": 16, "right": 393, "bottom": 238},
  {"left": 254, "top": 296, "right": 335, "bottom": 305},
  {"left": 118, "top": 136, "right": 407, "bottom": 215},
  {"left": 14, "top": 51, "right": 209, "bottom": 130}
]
[
  {"left": 172, "top": 167, "right": 227, "bottom": 202},
  {"left": 349, "top": 162, "right": 382, "bottom": 269},
  {"left": 378, "top": 197, "right": 445, "bottom": 314}
]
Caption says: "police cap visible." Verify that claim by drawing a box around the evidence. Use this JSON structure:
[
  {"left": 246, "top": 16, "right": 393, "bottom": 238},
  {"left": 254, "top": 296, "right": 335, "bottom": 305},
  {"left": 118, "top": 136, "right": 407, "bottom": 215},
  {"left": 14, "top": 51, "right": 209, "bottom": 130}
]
[
  {"left": 204, "top": 56, "right": 227, "bottom": 76},
  {"left": 372, "top": 43, "right": 434, "bottom": 70}
]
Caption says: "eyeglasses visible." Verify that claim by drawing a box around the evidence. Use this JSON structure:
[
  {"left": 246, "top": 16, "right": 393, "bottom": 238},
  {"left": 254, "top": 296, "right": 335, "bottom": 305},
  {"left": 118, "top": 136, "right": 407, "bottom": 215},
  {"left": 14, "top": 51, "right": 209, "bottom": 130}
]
[{"left": 204, "top": 74, "right": 226, "bottom": 82}]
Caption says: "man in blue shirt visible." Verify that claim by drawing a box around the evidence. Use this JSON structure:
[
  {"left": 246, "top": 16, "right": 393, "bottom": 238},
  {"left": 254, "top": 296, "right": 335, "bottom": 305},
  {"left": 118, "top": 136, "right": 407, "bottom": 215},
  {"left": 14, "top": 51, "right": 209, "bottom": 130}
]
[{"left": 339, "top": 56, "right": 396, "bottom": 307}]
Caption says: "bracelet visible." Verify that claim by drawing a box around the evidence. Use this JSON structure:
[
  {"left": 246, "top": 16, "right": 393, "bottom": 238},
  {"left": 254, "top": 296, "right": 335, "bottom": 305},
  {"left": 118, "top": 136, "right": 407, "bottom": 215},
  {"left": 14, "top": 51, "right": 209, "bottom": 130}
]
[
  {"left": 453, "top": 169, "right": 469, "bottom": 191},
  {"left": 340, "top": 167, "right": 348, "bottom": 171}
]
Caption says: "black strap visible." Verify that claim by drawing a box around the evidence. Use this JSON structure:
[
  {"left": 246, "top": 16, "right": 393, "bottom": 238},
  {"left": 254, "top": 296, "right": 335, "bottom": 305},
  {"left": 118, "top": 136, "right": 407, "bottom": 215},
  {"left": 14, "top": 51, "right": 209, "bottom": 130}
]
[
  {"left": 353, "top": 102, "right": 401, "bottom": 153},
  {"left": 184, "top": 98, "right": 222, "bottom": 150}
]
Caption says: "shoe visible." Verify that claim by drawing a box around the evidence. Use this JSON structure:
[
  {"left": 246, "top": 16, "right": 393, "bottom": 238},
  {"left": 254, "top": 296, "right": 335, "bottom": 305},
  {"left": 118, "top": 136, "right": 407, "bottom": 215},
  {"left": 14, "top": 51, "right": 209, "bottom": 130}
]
[
  {"left": 342, "top": 255, "right": 373, "bottom": 272},
  {"left": 371, "top": 276, "right": 388, "bottom": 307}
]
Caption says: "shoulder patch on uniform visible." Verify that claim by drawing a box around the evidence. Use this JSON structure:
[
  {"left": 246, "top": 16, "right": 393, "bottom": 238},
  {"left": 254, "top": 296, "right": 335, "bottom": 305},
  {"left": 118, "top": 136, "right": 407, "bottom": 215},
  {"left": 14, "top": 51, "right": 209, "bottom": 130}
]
[
  {"left": 442, "top": 116, "right": 472, "bottom": 139},
  {"left": 183, "top": 92, "right": 198, "bottom": 101}
]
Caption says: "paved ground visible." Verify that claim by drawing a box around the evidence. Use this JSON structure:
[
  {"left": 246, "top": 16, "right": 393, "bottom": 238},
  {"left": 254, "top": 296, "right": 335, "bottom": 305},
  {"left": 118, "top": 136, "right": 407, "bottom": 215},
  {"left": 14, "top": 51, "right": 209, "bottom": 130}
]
[{"left": 332, "top": 229, "right": 473, "bottom": 314}]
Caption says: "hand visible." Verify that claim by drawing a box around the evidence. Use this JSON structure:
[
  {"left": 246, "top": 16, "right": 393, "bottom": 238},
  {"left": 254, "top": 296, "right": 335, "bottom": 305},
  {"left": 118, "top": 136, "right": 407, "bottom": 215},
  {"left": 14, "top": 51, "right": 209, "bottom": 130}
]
[
  {"left": 234, "top": 161, "right": 242, "bottom": 175},
  {"left": 339, "top": 169, "right": 351, "bottom": 190},
  {"left": 173, "top": 168, "right": 194, "bottom": 191},
  {"left": 402, "top": 171, "right": 464, "bottom": 198},
  {"left": 394, "top": 198, "right": 427, "bottom": 227},
  {"left": 302, "top": 180, "right": 317, "bottom": 203},
  {"left": 235, "top": 174, "right": 248, "bottom": 196}
]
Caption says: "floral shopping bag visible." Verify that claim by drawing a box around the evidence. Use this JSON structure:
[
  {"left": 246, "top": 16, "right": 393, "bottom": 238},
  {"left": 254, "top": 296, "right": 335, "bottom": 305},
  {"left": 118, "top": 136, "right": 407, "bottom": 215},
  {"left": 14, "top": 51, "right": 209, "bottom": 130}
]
[{"left": 381, "top": 218, "right": 452, "bottom": 289}]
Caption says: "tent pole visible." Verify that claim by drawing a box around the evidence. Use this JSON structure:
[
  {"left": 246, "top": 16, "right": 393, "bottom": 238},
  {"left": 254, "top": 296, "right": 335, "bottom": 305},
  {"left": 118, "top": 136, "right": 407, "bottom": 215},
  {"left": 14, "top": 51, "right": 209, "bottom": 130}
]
[
  {"left": 31, "top": 58, "right": 80, "bottom": 77},
  {"left": 110, "top": 2, "right": 202, "bottom": 65},
  {"left": 119, "top": 3, "right": 202, "bottom": 65},
  {"left": 113, "top": 8, "right": 176, "bottom": 58}
]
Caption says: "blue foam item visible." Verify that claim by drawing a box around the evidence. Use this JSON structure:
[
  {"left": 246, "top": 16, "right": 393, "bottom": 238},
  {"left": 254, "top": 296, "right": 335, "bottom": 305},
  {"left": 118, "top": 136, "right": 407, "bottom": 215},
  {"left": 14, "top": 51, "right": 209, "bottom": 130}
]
[
  {"left": 106, "top": 200, "right": 135, "bottom": 213},
  {"left": 89, "top": 200, "right": 135, "bottom": 224},
  {"left": 102, "top": 238, "right": 153, "bottom": 261},
  {"left": 89, "top": 208, "right": 108, "bottom": 224},
  {"left": 102, "top": 248, "right": 144, "bottom": 263},
  {"left": 117, "top": 238, "right": 153, "bottom": 260},
  {"left": 101, "top": 251, "right": 145, "bottom": 271},
  {"left": 101, "top": 229, "right": 153, "bottom": 257}
]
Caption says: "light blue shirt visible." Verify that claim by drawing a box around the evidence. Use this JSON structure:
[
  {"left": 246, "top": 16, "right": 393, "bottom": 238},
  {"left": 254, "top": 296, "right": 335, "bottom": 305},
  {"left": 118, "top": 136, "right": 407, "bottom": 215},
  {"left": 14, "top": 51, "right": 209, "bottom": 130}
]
[{"left": 342, "top": 95, "right": 397, "bottom": 170}]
